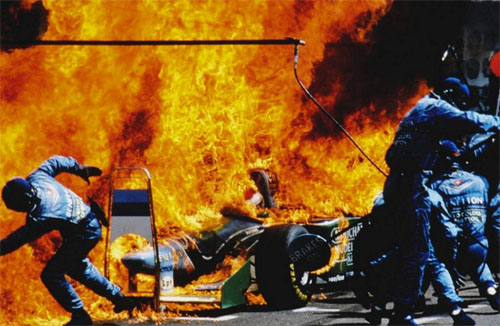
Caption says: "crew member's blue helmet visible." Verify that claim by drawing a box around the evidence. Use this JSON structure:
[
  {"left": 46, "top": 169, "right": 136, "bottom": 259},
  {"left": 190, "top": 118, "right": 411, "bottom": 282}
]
[
  {"left": 437, "top": 139, "right": 462, "bottom": 171},
  {"left": 436, "top": 77, "right": 470, "bottom": 109},
  {"left": 2, "top": 177, "right": 36, "bottom": 212}
]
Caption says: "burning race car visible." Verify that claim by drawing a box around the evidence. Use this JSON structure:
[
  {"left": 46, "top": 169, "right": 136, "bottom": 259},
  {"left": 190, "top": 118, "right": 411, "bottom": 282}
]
[
  {"left": 104, "top": 130, "right": 498, "bottom": 313},
  {"left": 104, "top": 168, "right": 367, "bottom": 311}
]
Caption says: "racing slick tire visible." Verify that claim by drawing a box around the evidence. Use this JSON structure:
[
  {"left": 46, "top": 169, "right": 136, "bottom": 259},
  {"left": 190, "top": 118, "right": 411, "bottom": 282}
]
[{"left": 255, "top": 224, "right": 311, "bottom": 309}]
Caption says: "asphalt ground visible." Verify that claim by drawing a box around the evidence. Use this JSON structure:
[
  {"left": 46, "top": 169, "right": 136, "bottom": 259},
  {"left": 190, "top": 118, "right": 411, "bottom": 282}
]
[{"left": 95, "top": 277, "right": 499, "bottom": 326}]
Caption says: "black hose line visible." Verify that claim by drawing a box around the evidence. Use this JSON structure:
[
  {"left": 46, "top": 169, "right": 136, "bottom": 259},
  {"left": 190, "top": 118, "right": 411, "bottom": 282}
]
[
  {"left": 293, "top": 44, "right": 388, "bottom": 178},
  {"left": 1, "top": 38, "right": 306, "bottom": 46}
]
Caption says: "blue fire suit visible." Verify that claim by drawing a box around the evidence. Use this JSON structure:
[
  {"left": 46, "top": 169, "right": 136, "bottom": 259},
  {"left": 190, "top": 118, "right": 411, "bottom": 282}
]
[
  {"left": 383, "top": 93, "right": 500, "bottom": 317},
  {"left": 425, "top": 191, "right": 464, "bottom": 309},
  {"left": 465, "top": 131, "right": 499, "bottom": 274},
  {"left": 424, "top": 189, "right": 465, "bottom": 309},
  {"left": 425, "top": 240, "right": 465, "bottom": 308},
  {"left": 429, "top": 169, "right": 496, "bottom": 292},
  {"left": 0, "top": 156, "right": 122, "bottom": 312}
]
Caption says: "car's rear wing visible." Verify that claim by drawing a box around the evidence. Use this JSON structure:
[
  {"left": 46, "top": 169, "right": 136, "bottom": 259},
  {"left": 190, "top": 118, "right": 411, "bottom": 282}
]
[
  {"left": 104, "top": 167, "right": 163, "bottom": 311},
  {"left": 104, "top": 167, "right": 255, "bottom": 311}
]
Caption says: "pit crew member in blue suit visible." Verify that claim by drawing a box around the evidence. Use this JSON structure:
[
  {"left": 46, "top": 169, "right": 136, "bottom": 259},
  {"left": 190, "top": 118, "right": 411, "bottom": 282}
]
[
  {"left": 364, "top": 190, "right": 475, "bottom": 326},
  {"left": 0, "top": 156, "right": 135, "bottom": 326},
  {"left": 462, "top": 131, "right": 499, "bottom": 276},
  {"left": 383, "top": 77, "right": 500, "bottom": 326},
  {"left": 429, "top": 141, "right": 499, "bottom": 312},
  {"left": 424, "top": 189, "right": 474, "bottom": 325}
]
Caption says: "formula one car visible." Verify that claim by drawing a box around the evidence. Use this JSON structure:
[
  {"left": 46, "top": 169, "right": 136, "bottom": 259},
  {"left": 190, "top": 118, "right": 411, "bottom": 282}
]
[
  {"left": 105, "top": 168, "right": 367, "bottom": 310},
  {"left": 106, "top": 131, "right": 498, "bottom": 311}
]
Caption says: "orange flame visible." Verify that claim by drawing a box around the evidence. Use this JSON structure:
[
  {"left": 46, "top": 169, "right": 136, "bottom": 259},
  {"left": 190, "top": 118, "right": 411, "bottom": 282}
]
[{"left": 0, "top": 1, "right": 438, "bottom": 324}]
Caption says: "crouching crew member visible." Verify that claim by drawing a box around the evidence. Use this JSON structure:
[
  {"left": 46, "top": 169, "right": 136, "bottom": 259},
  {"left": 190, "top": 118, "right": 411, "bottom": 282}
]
[
  {"left": 429, "top": 141, "right": 500, "bottom": 312},
  {"left": 424, "top": 186, "right": 475, "bottom": 325},
  {"left": 462, "top": 131, "right": 499, "bottom": 277},
  {"left": 0, "top": 155, "right": 135, "bottom": 326}
]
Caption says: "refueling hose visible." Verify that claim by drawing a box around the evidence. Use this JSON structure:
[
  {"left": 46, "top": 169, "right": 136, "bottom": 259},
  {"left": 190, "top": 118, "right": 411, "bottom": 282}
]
[{"left": 293, "top": 43, "right": 388, "bottom": 177}]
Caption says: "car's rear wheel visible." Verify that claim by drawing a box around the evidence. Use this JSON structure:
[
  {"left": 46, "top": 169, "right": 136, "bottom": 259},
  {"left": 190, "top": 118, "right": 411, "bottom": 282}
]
[{"left": 255, "top": 224, "right": 311, "bottom": 309}]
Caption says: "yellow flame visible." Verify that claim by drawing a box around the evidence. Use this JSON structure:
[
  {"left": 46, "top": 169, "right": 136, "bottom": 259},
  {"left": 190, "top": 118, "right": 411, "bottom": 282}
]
[{"left": 0, "top": 1, "right": 437, "bottom": 324}]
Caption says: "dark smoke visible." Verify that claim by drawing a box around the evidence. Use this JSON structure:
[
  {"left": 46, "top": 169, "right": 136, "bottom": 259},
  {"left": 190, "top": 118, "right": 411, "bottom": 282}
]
[
  {"left": 308, "top": 0, "right": 490, "bottom": 138},
  {"left": 115, "top": 59, "right": 163, "bottom": 166},
  {"left": 1, "top": 0, "right": 49, "bottom": 52},
  {"left": 117, "top": 110, "right": 156, "bottom": 166}
]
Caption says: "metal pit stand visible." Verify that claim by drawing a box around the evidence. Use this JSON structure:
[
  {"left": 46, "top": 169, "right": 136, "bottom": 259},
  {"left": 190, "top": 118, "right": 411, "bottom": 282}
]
[{"left": 104, "top": 167, "right": 162, "bottom": 311}]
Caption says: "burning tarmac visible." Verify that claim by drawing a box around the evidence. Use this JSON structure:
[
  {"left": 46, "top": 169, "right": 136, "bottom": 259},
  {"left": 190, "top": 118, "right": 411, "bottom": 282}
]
[{"left": 0, "top": 0, "right": 476, "bottom": 325}]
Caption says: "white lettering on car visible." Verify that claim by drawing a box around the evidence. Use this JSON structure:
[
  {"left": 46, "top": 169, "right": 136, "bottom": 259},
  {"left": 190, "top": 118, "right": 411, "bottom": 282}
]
[{"left": 289, "top": 237, "right": 324, "bottom": 263}]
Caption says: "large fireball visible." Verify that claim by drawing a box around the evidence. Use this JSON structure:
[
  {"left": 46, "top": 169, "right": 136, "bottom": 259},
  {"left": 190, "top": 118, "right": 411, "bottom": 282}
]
[{"left": 0, "top": 1, "right": 436, "bottom": 325}]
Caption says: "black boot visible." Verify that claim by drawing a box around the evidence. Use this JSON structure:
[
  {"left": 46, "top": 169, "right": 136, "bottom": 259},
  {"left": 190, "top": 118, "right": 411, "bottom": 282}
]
[
  {"left": 450, "top": 308, "right": 475, "bottom": 325},
  {"left": 64, "top": 308, "right": 93, "bottom": 326},
  {"left": 485, "top": 286, "right": 500, "bottom": 311},
  {"left": 366, "top": 305, "right": 385, "bottom": 325},
  {"left": 388, "top": 313, "right": 420, "bottom": 326},
  {"left": 354, "top": 288, "right": 371, "bottom": 309},
  {"left": 414, "top": 295, "right": 426, "bottom": 313},
  {"left": 112, "top": 293, "right": 137, "bottom": 313}
]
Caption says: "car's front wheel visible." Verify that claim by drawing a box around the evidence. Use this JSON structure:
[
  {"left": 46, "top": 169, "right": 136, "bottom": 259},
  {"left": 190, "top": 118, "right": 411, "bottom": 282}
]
[{"left": 255, "top": 224, "right": 311, "bottom": 309}]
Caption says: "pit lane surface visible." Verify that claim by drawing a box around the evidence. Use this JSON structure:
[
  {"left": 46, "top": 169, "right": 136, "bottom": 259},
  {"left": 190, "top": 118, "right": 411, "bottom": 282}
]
[{"left": 97, "top": 278, "right": 499, "bottom": 326}]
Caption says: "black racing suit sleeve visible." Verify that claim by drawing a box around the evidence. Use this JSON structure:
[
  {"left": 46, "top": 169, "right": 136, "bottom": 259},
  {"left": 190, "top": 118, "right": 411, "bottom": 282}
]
[{"left": 0, "top": 219, "right": 51, "bottom": 256}]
